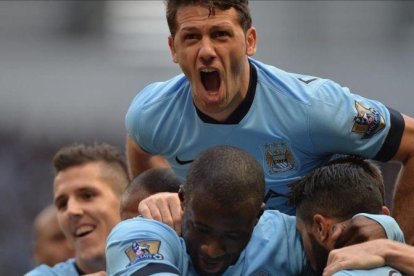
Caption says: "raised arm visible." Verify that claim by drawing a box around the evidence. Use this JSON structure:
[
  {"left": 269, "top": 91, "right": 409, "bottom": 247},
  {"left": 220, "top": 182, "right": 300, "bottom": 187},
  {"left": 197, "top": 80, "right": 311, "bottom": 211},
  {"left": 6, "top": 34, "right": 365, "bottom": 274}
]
[
  {"left": 323, "top": 239, "right": 414, "bottom": 276},
  {"left": 391, "top": 114, "right": 414, "bottom": 245},
  {"left": 126, "top": 135, "right": 170, "bottom": 179}
]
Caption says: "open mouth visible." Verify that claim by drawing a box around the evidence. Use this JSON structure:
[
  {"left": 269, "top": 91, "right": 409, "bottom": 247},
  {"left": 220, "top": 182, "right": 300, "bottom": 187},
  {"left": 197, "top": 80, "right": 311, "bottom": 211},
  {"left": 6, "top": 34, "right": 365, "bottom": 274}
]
[
  {"left": 200, "top": 69, "right": 221, "bottom": 92},
  {"left": 74, "top": 225, "right": 95, "bottom": 238}
]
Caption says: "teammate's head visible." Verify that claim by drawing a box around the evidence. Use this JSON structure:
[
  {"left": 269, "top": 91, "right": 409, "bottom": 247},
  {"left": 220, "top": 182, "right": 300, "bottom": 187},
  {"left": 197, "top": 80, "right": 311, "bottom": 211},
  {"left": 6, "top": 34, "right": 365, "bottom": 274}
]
[
  {"left": 180, "top": 145, "right": 265, "bottom": 275},
  {"left": 165, "top": 0, "right": 252, "bottom": 37},
  {"left": 53, "top": 142, "right": 128, "bottom": 273},
  {"left": 120, "top": 168, "right": 182, "bottom": 220},
  {"left": 289, "top": 156, "right": 387, "bottom": 275},
  {"left": 165, "top": 0, "right": 257, "bottom": 122},
  {"left": 33, "top": 204, "right": 74, "bottom": 266}
]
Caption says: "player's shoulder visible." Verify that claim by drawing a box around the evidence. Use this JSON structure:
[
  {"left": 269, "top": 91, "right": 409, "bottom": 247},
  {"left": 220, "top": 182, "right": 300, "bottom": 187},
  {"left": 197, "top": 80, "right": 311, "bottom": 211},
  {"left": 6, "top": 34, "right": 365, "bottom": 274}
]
[
  {"left": 333, "top": 266, "right": 402, "bottom": 276},
  {"left": 25, "top": 259, "right": 77, "bottom": 276},
  {"left": 251, "top": 58, "right": 326, "bottom": 100},
  {"left": 108, "top": 217, "right": 179, "bottom": 243},
  {"left": 257, "top": 210, "right": 296, "bottom": 233},
  {"left": 133, "top": 74, "right": 189, "bottom": 107}
]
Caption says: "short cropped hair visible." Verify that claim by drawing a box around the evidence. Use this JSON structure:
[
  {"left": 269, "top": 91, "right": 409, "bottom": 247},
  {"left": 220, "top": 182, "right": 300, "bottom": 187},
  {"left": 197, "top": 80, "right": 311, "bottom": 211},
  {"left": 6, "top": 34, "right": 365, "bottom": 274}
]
[
  {"left": 289, "top": 156, "right": 385, "bottom": 223},
  {"left": 53, "top": 142, "right": 129, "bottom": 196},
  {"left": 120, "top": 168, "right": 182, "bottom": 219},
  {"left": 183, "top": 145, "right": 264, "bottom": 210},
  {"left": 126, "top": 168, "right": 182, "bottom": 195},
  {"left": 165, "top": 0, "right": 252, "bottom": 37}
]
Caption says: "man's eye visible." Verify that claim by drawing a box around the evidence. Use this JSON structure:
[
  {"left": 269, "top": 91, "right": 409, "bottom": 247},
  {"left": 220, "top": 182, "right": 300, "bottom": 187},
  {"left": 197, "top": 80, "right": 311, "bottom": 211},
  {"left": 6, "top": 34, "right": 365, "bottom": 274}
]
[
  {"left": 82, "top": 192, "right": 95, "bottom": 200},
  {"left": 185, "top": 34, "right": 198, "bottom": 40},
  {"left": 196, "top": 227, "right": 210, "bottom": 234},
  {"left": 213, "top": 31, "right": 229, "bottom": 38},
  {"left": 225, "top": 234, "right": 241, "bottom": 240},
  {"left": 55, "top": 200, "right": 67, "bottom": 211},
  {"left": 193, "top": 224, "right": 210, "bottom": 234}
]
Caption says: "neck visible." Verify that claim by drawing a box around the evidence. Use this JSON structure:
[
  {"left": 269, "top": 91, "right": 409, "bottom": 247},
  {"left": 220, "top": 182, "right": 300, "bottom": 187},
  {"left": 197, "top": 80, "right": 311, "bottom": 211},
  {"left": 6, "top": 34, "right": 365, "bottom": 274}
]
[{"left": 76, "top": 257, "right": 106, "bottom": 274}]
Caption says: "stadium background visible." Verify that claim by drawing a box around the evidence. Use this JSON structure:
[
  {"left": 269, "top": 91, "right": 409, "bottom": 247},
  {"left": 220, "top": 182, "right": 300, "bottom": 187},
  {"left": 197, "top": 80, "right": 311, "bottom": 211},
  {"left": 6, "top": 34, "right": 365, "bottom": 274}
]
[{"left": 0, "top": 1, "right": 413, "bottom": 274}]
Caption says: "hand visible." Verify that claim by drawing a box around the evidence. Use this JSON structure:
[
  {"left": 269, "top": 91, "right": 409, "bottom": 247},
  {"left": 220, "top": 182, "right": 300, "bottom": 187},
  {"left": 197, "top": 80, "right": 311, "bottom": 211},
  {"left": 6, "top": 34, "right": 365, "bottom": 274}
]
[
  {"left": 323, "top": 240, "right": 386, "bottom": 276},
  {"left": 331, "top": 215, "right": 386, "bottom": 248},
  {"left": 84, "top": 271, "right": 106, "bottom": 276},
  {"left": 138, "top": 192, "right": 183, "bottom": 235}
]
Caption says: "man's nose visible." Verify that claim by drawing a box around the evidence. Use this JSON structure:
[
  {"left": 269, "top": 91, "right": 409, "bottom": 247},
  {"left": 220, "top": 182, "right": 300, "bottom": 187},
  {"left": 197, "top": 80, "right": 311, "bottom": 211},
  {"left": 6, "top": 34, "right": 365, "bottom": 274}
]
[
  {"left": 199, "top": 38, "right": 216, "bottom": 65},
  {"left": 200, "top": 239, "right": 226, "bottom": 259},
  {"left": 67, "top": 198, "right": 83, "bottom": 216}
]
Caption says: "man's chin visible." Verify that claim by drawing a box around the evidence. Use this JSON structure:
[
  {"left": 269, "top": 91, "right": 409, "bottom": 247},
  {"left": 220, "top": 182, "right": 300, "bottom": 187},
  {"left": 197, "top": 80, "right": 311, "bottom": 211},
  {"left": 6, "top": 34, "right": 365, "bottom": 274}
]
[{"left": 196, "top": 260, "right": 227, "bottom": 276}]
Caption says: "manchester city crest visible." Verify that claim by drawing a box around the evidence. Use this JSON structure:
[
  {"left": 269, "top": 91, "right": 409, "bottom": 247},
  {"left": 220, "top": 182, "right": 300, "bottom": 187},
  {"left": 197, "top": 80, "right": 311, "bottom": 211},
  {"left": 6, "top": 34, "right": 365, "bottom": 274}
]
[
  {"left": 352, "top": 101, "right": 385, "bottom": 139},
  {"left": 262, "top": 142, "right": 295, "bottom": 174}
]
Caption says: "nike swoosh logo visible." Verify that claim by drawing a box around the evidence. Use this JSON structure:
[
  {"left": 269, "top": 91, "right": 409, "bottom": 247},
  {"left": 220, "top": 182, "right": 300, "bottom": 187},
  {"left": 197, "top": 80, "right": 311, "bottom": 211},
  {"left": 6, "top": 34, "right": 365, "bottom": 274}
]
[
  {"left": 175, "top": 156, "right": 194, "bottom": 165},
  {"left": 298, "top": 77, "right": 318, "bottom": 84}
]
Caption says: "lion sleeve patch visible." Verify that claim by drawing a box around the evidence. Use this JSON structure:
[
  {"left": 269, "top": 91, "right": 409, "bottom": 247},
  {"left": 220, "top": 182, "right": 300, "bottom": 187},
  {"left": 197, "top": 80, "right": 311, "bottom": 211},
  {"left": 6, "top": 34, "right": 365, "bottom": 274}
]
[
  {"left": 125, "top": 240, "right": 164, "bottom": 266},
  {"left": 352, "top": 101, "right": 385, "bottom": 139}
]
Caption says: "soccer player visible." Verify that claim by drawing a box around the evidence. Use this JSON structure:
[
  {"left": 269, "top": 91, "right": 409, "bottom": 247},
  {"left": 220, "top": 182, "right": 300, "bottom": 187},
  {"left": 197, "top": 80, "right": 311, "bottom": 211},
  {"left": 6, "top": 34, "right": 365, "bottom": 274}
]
[
  {"left": 106, "top": 146, "right": 403, "bottom": 275},
  {"left": 125, "top": 0, "right": 414, "bottom": 243},
  {"left": 32, "top": 204, "right": 74, "bottom": 267},
  {"left": 26, "top": 142, "right": 128, "bottom": 275}
]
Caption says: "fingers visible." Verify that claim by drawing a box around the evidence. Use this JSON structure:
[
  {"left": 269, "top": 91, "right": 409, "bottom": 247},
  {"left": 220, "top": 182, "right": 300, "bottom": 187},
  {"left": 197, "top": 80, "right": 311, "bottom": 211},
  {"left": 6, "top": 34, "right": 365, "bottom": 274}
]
[
  {"left": 323, "top": 249, "right": 346, "bottom": 276},
  {"left": 323, "top": 261, "right": 345, "bottom": 276},
  {"left": 84, "top": 271, "right": 106, "bottom": 276},
  {"left": 138, "top": 192, "right": 182, "bottom": 234},
  {"left": 168, "top": 196, "right": 183, "bottom": 235}
]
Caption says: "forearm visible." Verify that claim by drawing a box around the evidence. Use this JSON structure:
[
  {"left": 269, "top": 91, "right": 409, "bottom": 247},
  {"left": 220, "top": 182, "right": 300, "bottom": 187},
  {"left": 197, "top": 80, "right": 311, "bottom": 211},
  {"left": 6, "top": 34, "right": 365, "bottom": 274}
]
[
  {"left": 392, "top": 156, "right": 414, "bottom": 245},
  {"left": 126, "top": 135, "right": 170, "bottom": 179},
  {"left": 383, "top": 239, "right": 414, "bottom": 275}
]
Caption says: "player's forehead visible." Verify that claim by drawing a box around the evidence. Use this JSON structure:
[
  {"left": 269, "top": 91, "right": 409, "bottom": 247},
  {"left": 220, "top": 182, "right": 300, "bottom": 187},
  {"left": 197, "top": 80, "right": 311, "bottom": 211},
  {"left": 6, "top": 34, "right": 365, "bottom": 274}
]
[
  {"left": 188, "top": 195, "right": 256, "bottom": 230},
  {"left": 175, "top": 5, "right": 240, "bottom": 32}
]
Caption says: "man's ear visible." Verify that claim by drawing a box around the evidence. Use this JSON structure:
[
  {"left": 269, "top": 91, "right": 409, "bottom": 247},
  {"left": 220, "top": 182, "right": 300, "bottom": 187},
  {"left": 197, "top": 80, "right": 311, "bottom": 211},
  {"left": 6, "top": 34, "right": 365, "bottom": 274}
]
[
  {"left": 245, "top": 27, "right": 257, "bottom": 56},
  {"left": 382, "top": 206, "right": 391, "bottom": 216},
  {"left": 313, "top": 214, "right": 330, "bottom": 242},
  {"left": 178, "top": 185, "right": 185, "bottom": 211},
  {"left": 168, "top": 36, "right": 178, "bottom": 63},
  {"left": 257, "top": 202, "right": 265, "bottom": 219}
]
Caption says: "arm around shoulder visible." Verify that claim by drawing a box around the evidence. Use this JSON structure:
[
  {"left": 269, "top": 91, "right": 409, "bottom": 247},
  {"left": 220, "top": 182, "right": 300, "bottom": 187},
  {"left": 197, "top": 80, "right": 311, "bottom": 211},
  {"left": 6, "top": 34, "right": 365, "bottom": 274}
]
[{"left": 323, "top": 239, "right": 414, "bottom": 276}]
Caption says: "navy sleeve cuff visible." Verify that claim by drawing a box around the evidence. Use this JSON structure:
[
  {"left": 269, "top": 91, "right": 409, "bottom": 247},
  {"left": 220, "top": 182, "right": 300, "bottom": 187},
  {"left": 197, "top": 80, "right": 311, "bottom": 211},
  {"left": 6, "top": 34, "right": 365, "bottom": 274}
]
[
  {"left": 374, "top": 107, "right": 405, "bottom": 162},
  {"left": 131, "top": 263, "right": 181, "bottom": 276}
]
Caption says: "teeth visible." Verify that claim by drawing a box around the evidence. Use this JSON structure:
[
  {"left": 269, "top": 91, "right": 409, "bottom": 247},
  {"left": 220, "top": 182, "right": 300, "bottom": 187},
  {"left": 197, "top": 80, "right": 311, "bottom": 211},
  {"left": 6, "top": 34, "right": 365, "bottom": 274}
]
[
  {"left": 200, "top": 68, "right": 216, "bottom": 73},
  {"left": 75, "top": 225, "right": 94, "bottom": 237}
]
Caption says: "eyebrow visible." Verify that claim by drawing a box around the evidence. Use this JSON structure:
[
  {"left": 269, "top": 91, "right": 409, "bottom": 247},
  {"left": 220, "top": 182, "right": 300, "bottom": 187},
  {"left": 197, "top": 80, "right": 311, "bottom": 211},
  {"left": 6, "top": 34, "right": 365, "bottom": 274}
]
[
  {"left": 54, "top": 194, "right": 65, "bottom": 206},
  {"left": 180, "top": 22, "right": 233, "bottom": 33}
]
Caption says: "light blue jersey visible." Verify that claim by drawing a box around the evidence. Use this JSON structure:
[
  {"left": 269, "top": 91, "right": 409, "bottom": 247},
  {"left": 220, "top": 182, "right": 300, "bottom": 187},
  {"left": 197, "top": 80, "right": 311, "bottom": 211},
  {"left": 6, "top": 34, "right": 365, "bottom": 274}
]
[
  {"left": 25, "top": 259, "right": 78, "bottom": 276},
  {"left": 106, "top": 213, "right": 403, "bottom": 276},
  {"left": 106, "top": 217, "right": 193, "bottom": 276},
  {"left": 126, "top": 58, "right": 403, "bottom": 214},
  {"left": 334, "top": 266, "right": 402, "bottom": 276}
]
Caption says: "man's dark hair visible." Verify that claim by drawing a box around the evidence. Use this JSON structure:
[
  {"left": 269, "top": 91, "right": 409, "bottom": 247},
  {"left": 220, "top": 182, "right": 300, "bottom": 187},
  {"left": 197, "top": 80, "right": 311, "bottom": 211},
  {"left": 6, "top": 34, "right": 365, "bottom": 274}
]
[
  {"left": 53, "top": 142, "right": 129, "bottom": 195},
  {"left": 183, "top": 145, "right": 264, "bottom": 210},
  {"left": 288, "top": 156, "right": 385, "bottom": 223},
  {"left": 165, "top": 0, "right": 252, "bottom": 37},
  {"left": 126, "top": 168, "right": 182, "bottom": 196}
]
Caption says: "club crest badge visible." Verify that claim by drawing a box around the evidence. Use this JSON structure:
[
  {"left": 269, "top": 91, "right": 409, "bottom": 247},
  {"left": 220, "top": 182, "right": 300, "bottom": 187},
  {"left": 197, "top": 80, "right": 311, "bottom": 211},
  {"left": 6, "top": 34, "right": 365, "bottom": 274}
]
[
  {"left": 125, "top": 240, "right": 163, "bottom": 266},
  {"left": 262, "top": 142, "right": 295, "bottom": 174},
  {"left": 352, "top": 101, "right": 385, "bottom": 139}
]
